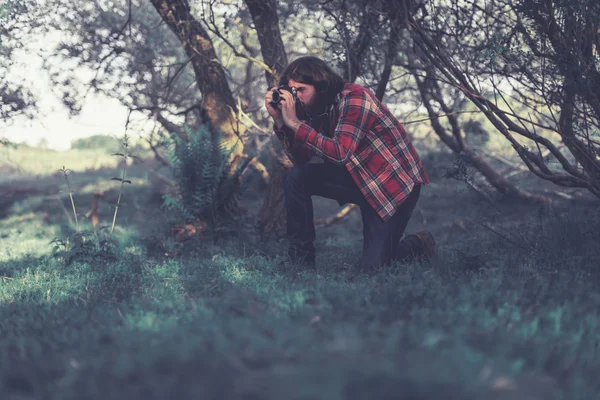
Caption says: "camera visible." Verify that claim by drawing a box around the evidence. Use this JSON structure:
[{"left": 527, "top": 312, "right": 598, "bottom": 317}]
[{"left": 270, "top": 85, "right": 297, "bottom": 106}]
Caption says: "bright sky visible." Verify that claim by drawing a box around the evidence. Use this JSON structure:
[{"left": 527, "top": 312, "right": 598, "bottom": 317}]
[{"left": 3, "top": 34, "right": 143, "bottom": 151}]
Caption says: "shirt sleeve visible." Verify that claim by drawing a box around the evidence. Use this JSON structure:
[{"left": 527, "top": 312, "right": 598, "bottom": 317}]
[
  {"left": 273, "top": 123, "right": 315, "bottom": 165},
  {"left": 293, "top": 90, "right": 375, "bottom": 164}
]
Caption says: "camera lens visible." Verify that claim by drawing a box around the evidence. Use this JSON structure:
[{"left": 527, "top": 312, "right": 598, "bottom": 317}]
[{"left": 271, "top": 90, "right": 281, "bottom": 104}]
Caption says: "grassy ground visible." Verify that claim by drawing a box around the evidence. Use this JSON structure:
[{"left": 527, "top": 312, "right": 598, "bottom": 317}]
[{"left": 1, "top": 144, "right": 599, "bottom": 400}]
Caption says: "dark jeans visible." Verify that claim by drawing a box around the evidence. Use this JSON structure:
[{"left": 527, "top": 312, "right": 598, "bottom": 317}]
[{"left": 284, "top": 162, "right": 421, "bottom": 270}]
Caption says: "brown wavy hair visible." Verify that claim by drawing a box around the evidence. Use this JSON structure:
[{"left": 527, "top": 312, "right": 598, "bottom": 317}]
[{"left": 279, "top": 56, "right": 346, "bottom": 106}]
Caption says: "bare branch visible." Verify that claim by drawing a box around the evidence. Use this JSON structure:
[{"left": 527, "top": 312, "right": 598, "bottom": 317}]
[
  {"left": 314, "top": 204, "right": 357, "bottom": 228},
  {"left": 201, "top": 0, "right": 278, "bottom": 81}
]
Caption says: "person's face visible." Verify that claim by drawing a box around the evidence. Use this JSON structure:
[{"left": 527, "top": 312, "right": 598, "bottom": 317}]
[{"left": 288, "top": 79, "right": 320, "bottom": 111}]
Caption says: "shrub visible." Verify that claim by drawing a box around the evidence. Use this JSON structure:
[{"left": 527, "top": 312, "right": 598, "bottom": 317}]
[
  {"left": 70, "top": 135, "right": 121, "bottom": 152},
  {"left": 163, "top": 125, "right": 252, "bottom": 236}
]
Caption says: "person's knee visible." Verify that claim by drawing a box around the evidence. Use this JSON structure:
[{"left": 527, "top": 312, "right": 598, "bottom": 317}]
[{"left": 284, "top": 164, "right": 309, "bottom": 191}]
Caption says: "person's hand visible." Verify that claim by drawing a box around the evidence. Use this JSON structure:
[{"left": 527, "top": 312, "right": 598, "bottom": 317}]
[
  {"left": 278, "top": 89, "right": 302, "bottom": 132},
  {"left": 265, "top": 88, "right": 284, "bottom": 127}
]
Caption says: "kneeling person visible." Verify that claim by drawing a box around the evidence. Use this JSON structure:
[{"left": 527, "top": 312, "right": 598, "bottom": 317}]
[{"left": 265, "top": 56, "right": 435, "bottom": 270}]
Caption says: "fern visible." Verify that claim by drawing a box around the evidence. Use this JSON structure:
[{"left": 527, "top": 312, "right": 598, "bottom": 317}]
[{"left": 164, "top": 124, "right": 250, "bottom": 236}]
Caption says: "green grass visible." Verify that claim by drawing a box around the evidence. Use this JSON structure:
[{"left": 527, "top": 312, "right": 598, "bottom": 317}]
[
  {"left": 1, "top": 145, "right": 118, "bottom": 178},
  {"left": 1, "top": 146, "right": 599, "bottom": 400}
]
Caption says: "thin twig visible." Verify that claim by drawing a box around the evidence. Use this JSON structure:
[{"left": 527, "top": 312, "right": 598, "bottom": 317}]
[
  {"left": 474, "top": 221, "right": 523, "bottom": 248},
  {"left": 201, "top": 0, "right": 277, "bottom": 78},
  {"left": 314, "top": 204, "right": 358, "bottom": 227}
]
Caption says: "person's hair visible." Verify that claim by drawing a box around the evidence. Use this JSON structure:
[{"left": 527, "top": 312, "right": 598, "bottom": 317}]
[{"left": 279, "top": 56, "right": 346, "bottom": 105}]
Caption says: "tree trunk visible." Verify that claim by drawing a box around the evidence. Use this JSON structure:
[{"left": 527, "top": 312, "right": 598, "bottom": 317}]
[
  {"left": 244, "top": 0, "right": 290, "bottom": 236},
  {"left": 464, "top": 152, "right": 550, "bottom": 203},
  {"left": 149, "top": 0, "right": 244, "bottom": 160},
  {"left": 257, "top": 140, "right": 293, "bottom": 235}
]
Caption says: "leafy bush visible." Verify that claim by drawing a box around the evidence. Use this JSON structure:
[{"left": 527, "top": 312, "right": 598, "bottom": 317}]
[
  {"left": 163, "top": 125, "right": 252, "bottom": 235},
  {"left": 50, "top": 230, "right": 118, "bottom": 265},
  {"left": 70, "top": 135, "right": 121, "bottom": 152}
]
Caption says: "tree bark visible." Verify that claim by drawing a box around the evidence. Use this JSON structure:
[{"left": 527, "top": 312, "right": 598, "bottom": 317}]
[
  {"left": 149, "top": 0, "right": 244, "bottom": 160},
  {"left": 244, "top": 0, "right": 291, "bottom": 236},
  {"left": 244, "top": 0, "right": 288, "bottom": 87}
]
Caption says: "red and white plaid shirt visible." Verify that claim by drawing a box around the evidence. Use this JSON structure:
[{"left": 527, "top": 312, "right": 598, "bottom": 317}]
[{"left": 275, "top": 83, "right": 429, "bottom": 221}]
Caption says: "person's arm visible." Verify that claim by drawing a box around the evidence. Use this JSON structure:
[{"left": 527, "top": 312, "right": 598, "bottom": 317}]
[
  {"left": 273, "top": 120, "right": 315, "bottom": 165},
  {"left": 293, "top": 90, "right": 375, "bottom": 164},
  {"left": 266, "top": 88, "right": 314, "bottom": 165}
]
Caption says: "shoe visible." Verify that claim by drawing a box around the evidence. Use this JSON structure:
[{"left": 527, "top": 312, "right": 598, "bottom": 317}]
[{"left": 405, "top": 230, "right": 436, "bottom": 262}]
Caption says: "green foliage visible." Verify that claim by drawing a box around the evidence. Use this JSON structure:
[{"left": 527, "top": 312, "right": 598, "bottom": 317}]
[
  {"left": 462, "top": 119, "right": 490, "bottom": 146},
  {"left": 3, "top": 140, "right": 600, "bottom": 400},
  {"left": 70, "top": 135, "right": 121, "bottom": 152},
  {"left": 163, "top": 125, "right": 251, "bottom": 234},
  {"left": 1, "top": 215, "right": 600, "bottom": 399},
  {"left": 50, "top": 230, "right": 118, "bottom": 265},
  {"left": 442, "top": 152, "right": 480, "bottom": 190},
  {"left": 0, "top": 3, "right": 9, "bottom": 18},
  {"left": 51, "top": 135, "right": 133, "bottom": 265},
  {"left": 110, "top": 134, "right": 134, "bottom": 234}
]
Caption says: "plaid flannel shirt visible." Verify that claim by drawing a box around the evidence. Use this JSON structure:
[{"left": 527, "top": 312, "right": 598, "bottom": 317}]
[{"left": 274, "top": 83, "right": 429, "bottom": 221}]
